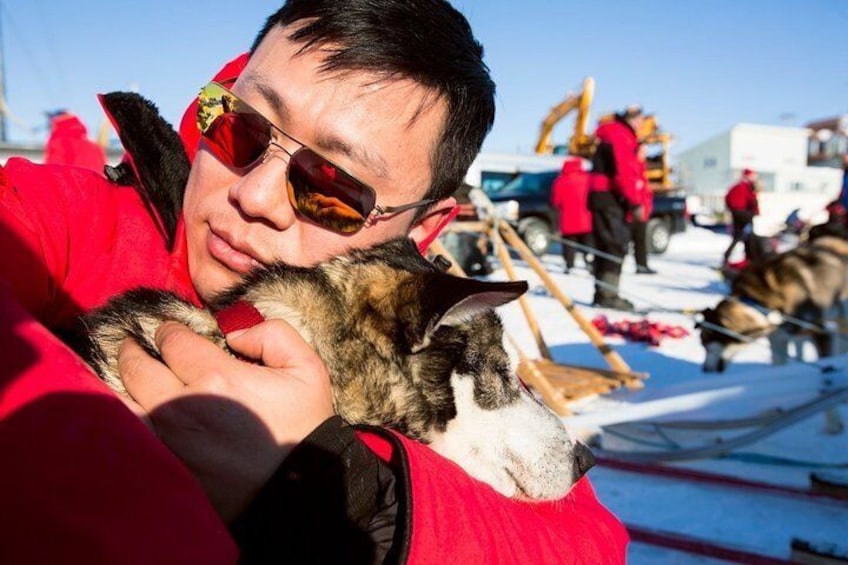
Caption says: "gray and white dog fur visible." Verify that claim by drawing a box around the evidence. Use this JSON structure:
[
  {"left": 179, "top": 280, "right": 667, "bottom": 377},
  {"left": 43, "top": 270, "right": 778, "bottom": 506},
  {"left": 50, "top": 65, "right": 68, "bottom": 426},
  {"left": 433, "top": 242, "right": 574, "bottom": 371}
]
[
  {"left": 82, "top": 236, "right": 593, "bottom": 500},
  {"left": 700, "top": 235, "right": 848, "bottom": 372}
]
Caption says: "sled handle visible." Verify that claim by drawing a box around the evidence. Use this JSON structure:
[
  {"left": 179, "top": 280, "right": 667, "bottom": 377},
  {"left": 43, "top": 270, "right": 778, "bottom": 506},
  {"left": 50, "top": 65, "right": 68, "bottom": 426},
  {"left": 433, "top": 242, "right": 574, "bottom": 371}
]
[{"left": 497, "top": 219, "right": 633, "bottom": 376}]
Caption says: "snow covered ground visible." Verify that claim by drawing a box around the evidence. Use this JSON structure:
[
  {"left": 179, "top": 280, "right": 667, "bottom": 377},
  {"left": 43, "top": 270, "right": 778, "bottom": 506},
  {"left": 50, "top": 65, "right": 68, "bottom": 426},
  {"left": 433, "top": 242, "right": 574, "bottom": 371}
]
[{"left": 490, "top": 226, "right": 848, "bottom": 563}]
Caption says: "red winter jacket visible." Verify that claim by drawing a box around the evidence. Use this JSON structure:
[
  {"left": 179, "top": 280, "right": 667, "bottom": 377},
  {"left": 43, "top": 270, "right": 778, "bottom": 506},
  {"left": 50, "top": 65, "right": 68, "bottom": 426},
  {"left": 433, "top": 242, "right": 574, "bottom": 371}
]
[
  {"left": 551, "top": 158, "right": 592, "bottom": 235},
  {"left": 627, "top": 155, "right": 653, "bottom": 223},
  {"left": 44, "top": 112, "right": 107, "bottom": 174},
  {"left": 589, "top": 118, "right": 642, "bottom": 207},
  {"left": 0, "top": 53, "right": 628, "bottom": 564},
  {"left": 0, "top": 159, "right": 236, "bottom": 564},
  {"left": 725, "top": 180, "right": 759, "bottom": 215}
]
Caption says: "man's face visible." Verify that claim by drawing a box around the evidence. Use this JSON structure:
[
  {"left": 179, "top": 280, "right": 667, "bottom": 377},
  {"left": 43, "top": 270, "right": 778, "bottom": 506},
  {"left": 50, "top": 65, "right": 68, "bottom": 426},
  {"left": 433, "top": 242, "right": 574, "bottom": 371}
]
[{"left": 183, "top": 26, "right": 449, "bottom": 301}]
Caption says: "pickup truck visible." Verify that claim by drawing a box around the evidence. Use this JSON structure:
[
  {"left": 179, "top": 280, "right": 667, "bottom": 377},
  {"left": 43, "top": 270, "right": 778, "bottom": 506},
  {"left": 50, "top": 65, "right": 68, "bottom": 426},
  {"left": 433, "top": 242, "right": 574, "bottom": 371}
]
[{"left": 485, "top": 169, "right": 687, "bottom": 256}]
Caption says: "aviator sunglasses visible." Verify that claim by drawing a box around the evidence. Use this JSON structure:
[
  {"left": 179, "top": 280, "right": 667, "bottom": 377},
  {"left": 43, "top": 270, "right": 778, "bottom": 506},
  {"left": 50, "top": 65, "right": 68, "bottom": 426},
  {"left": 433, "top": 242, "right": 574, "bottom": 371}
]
[{"left": 197, "top": 81, "right": 437, "bottom": 234}]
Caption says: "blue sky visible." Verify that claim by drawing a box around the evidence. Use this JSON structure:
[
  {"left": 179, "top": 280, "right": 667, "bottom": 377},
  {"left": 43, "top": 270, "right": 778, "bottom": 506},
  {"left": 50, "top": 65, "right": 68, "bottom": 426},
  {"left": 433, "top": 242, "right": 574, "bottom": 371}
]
[{"left": 2, "top": 0, "right": 845, "bottom": 155}]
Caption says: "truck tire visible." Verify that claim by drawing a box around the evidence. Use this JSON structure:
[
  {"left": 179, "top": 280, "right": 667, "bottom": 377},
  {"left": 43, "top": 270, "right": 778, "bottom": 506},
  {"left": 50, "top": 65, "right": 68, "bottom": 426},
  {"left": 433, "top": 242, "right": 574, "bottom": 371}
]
[
  {"left": 518, "top": 217, "right": 552, "bottom": 256},
  {"left": 646, "top": 218, "right": 671, "bottom": 254}
]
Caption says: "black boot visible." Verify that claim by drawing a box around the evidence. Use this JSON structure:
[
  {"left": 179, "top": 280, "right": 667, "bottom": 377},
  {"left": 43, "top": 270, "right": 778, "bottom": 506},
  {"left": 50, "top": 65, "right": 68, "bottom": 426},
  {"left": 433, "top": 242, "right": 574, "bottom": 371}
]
[
  {"left": 592, "top": 272, "right": 634, "bottom": 311},
  {"left": 595, "top": 295, "right": 635, "bottom": 311}
]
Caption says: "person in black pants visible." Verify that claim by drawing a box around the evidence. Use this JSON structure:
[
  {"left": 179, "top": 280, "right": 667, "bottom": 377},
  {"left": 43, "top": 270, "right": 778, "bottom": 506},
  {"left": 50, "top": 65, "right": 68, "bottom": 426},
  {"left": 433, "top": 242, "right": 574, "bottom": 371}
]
[
  {"left": 722, "top": 168, "right": 759, "bottom": 265},
  {"left": 630, "top": 143, "right": 656, "bottom": 274},
  {"left": 588, "top": 106, "right": 647, "bottom": 310},
  {"left": 630, "top": 213, "right": 654, "bottom": 274}
]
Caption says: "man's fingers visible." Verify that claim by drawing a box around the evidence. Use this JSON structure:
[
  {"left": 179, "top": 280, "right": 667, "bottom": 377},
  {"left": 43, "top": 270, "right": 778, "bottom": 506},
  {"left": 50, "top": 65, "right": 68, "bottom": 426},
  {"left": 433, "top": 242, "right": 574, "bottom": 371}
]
[
  {"left": 154, "top": 321, "right": 235, "bottom": 386},
  {"left": 119, "top": 337, "right": 185, "bottom": 410},
  {"left": 226, "top": 319, "right": 324, "bottom": 372}
]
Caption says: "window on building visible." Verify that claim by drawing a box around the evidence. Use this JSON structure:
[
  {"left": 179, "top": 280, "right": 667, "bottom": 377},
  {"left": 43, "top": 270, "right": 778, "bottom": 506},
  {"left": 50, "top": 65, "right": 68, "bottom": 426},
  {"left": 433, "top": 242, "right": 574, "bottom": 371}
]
[
  {"left": 703, "top": 157, "right": 716, "bottom": 169},
  {"left": 789, "top": 181, "right": 804, "bottom": 192}
]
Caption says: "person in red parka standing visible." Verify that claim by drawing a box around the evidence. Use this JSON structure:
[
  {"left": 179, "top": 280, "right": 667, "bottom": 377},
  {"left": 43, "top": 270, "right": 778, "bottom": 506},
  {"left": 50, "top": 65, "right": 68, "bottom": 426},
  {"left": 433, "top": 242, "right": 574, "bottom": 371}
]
[
  {"left": 551, "top": 157, "right": 594, "bottom": 273},
  {"left": 588, "top": 105, "right": 646, "bottom": 310},
  {"left": 722, "top": 168, "right": 760, "bottom": 264},
  {"left": 44, "top": 110, "right": 107, "bottom": 174}
]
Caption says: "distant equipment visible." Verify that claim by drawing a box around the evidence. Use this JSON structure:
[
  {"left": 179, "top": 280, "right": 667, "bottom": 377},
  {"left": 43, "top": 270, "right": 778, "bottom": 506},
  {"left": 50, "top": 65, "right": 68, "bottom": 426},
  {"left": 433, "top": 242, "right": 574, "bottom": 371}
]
[
  {"left": 534, "top": 77, "right": 676, "bottom": 192},
  {"left": 534, "top": 76, "right": 595, "bottom": 157}
]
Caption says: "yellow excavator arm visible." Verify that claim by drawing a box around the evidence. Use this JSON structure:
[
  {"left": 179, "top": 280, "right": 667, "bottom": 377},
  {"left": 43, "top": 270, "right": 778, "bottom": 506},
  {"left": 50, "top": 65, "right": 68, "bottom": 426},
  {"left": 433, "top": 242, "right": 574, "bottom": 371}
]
[{"left": 534, "top": 76, "right": 594, "bottom": 156}]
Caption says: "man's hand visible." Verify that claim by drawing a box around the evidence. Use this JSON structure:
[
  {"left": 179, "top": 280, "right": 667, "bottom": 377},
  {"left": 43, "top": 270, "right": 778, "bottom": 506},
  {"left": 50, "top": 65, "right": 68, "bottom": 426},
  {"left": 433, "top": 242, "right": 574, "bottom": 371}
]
[{"left": 118, "top": 320, "right": 335, "bottom": 522}]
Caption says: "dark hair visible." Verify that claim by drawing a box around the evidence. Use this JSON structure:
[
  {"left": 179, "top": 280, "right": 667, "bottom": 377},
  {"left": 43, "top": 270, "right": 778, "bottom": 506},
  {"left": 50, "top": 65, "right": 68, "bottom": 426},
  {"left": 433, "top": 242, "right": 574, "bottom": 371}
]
[
  {"left": 621, "top": 105, "right": 644, "bottom": 120},
  {"left": 251, "top": 0, "right": 495, "bottom": 207}
]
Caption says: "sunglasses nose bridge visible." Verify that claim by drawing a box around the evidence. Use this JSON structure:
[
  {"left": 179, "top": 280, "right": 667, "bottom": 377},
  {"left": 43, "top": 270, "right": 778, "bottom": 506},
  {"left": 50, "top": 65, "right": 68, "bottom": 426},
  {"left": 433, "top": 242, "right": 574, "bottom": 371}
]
[
  {"left": 265, "top": 138, "right": 297, "bottom": 162},
  {"left": 228, "top": 151, "right": 299, "bottom": 230},
  {"left": 260, "top": 144, "right": 292, "bottom": 169}
]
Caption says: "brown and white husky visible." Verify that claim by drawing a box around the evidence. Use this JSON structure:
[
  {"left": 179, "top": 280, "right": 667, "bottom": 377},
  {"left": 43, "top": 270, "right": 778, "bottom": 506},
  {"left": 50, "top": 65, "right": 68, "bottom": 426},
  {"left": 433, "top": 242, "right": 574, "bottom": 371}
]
[
  {"left": 81, "top": 236, "right": 593, "bottom": 500},
  {"left": 700, "top": 236, "right": 848, "bottom": 372}
]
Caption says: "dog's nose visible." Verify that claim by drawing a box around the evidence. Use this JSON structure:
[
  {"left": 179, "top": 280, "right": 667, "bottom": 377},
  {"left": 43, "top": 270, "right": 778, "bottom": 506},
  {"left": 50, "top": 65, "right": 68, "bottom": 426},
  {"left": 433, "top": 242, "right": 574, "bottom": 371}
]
[{"left": 572, "top": 442, "right": 596, "bottom": 481}]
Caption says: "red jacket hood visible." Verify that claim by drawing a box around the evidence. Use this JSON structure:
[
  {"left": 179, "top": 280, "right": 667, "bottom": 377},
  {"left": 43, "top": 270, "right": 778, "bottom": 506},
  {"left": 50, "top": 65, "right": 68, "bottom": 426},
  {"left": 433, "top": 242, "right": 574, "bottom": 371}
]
[{"left": 179, "top": 53, "right": 250, "bottom": 161}]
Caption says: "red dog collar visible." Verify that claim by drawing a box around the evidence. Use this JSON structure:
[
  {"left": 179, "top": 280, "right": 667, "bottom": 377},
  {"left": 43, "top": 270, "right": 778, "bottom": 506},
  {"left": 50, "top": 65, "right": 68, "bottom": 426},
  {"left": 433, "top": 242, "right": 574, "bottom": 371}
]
[{"left": 213, "top": 300, "right": 265, "bottom": 334}]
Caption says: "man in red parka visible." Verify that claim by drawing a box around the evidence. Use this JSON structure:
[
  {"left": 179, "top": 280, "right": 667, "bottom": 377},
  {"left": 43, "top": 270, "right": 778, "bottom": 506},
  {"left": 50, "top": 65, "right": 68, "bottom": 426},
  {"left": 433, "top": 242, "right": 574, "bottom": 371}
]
[
  {"left": 44, "top": 110, "right": 107, "bottom": 174},
  {"left": 0, "top": 1, "right": 628, "bottom": 563},
  {"left": 551, "top": 158, "right": 594, "bottom": 273},
  {"left": 722, "top": 168, "right": 760, "bottom": 264},
  {"left": 588, "top": 105, "right": 646, "bottom": 310}
]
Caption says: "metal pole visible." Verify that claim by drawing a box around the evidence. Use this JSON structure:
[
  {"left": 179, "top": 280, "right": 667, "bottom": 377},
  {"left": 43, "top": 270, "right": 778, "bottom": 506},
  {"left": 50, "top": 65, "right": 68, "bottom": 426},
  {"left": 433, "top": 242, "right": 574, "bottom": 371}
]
[{"left": 0, "top": 1, "right": 7, "bottom": 142}]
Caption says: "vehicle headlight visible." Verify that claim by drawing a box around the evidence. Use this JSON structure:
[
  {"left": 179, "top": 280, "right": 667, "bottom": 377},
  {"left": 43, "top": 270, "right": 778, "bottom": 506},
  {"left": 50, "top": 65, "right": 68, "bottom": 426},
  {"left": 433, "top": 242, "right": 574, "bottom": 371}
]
[{"left": 494, "top": 200, "right": 519, "bottom": 222}]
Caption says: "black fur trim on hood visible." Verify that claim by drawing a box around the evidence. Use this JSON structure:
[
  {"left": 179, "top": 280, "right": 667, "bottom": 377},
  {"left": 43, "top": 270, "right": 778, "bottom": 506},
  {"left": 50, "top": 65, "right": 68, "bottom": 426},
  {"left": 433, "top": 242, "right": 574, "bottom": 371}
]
[{"left": 99, "top": 92, "right": 191, "bottom": 250}]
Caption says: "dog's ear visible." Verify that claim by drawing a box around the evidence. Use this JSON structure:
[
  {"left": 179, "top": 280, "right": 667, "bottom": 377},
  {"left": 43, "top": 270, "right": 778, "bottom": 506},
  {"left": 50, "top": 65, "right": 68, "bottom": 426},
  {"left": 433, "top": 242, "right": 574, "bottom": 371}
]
[{"left": 424, "top": 275, "right": 527, "bottom": 333}]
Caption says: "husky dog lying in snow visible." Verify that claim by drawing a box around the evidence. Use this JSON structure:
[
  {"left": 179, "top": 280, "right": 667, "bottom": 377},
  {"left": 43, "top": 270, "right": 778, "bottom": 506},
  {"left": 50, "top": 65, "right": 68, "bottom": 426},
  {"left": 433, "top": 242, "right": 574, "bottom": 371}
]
[
  {"left": 80, "top": 236, "right": 594, "bottom": 500},
  {"left": 700, "top": 236, "right": 848, "bottom": 372}
]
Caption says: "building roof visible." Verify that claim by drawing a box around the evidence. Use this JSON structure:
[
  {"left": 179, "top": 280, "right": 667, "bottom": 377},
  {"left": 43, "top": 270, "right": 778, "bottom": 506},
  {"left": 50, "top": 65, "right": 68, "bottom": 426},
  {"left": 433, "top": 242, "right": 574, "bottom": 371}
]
[{"left": 805, "top": 114, "right": 848, "bottom": 134}]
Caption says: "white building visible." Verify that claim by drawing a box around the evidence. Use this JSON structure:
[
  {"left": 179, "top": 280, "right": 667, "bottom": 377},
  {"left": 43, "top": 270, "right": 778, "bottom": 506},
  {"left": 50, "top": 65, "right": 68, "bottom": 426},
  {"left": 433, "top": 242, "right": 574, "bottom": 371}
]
[{"left": 676, "top": 123, "right": 843, "bottom": 234}]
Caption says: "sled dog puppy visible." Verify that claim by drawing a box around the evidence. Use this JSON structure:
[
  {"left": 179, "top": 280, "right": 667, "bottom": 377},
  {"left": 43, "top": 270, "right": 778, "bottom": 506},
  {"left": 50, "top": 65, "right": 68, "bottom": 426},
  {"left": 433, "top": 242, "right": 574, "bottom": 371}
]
[
  {"left": 700, "top": 236, "right": 848, "bottom": 372},
  {"left": 81, "top": 236, "right": 593, "bottom": 500}
]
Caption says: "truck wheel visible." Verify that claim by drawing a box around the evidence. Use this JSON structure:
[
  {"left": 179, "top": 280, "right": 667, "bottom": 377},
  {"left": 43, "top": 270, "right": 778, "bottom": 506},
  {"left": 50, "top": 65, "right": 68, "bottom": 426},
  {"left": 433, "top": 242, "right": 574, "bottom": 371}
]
[
  {"left": 518, "top": 217, "right": 552, "bottom": 256},
  {"left": 647, "top": 218, "right": 671, "bottom": 254}
]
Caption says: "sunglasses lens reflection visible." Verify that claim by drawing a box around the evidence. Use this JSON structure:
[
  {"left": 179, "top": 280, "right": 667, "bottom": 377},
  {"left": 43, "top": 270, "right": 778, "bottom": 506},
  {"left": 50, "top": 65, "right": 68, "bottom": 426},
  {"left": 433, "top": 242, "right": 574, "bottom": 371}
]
[
  {"left": 205, "top": 112, "right": 270, "bottom": 170},
  {"left": 287, "top": 150, "right": 376, "bottom": 233},
  {"left": 197, "top": 82, "right": 377, "bottom": 233}
]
